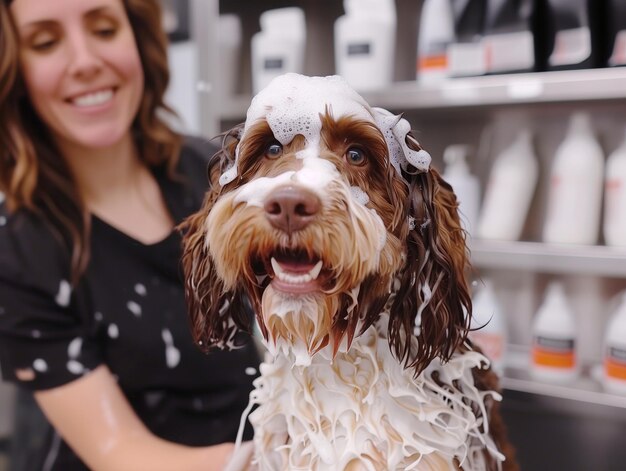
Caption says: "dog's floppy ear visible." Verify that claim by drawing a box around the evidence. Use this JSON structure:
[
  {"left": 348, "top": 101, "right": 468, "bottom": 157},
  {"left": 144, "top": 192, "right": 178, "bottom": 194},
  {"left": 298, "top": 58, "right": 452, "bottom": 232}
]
[
  {"left": 388, "top": 135, "right": 472, "bottom": 375},
  {"left": 180, "top": 125, "right": 252, "bottom": 351}
]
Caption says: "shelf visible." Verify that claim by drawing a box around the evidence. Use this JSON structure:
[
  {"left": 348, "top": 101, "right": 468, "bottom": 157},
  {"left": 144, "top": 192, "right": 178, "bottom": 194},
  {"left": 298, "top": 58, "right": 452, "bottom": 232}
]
[
  {"left": 503, "top": 368, "right": 626, "bottom": 410},
  {"left": 217, "top": 68, "right": 626, "bottom": 121},
  {"left": 470, "top": 239, "right": 626, "bottom": 278},
  {"left": 501, "top": 347, "right": 626, "bottom": 409}
]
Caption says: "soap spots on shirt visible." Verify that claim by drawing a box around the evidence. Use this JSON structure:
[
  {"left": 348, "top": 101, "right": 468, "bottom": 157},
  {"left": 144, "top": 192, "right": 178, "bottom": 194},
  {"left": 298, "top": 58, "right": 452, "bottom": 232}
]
[
  {"left": 31, "top": 330, "right": 41, "bottom": 339},
  {"left": 33, "top": 359, "right": 48, "bottom": 373},
  {"left": 108, "top": 324, "right": 119, "bottom": 339},
  {"left": 67, "top": 337, "right": 86, "bottom": 375},
  {"left": 134, "top": 283, "right": 147, "bottom": 296},
  {"left": 0, "top": 306, "right": 5, "bottom": 316},
  {"left": 245, "top": 367, "right": 258, "bottom": 376},
  {"left": 94, "top": 312, "right": 104, "bottom": 322},
  {"left": 0, "top": 216, "right": 6, "bottom": 227},
  {"left": 162, "top": 329, "right": 180, "bottom": 368},
  {"left": 127, "top": 301, "right": 142, "bottom": 317},
  {"left": 55, "top": 280, "right": 72, "bottom": 307}
]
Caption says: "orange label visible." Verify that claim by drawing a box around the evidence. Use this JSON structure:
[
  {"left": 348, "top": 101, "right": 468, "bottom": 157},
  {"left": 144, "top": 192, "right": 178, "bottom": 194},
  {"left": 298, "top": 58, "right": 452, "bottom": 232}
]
[
  {"left": 605, "top": 347, "right": 626, "bottom": 381},
  {"left": 532, "top": 336, "right": 576, "bottom": 369},
  {"left": 533, "top": 348, "right": 576, "bottom": 368},
  {"left": 418, "top": 54, "right": 448, "bottom": 71}
]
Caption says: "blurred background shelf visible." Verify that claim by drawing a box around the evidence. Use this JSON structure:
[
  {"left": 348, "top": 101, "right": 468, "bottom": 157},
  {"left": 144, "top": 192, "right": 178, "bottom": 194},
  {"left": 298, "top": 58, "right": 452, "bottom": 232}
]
[
  {"left": 217, "top": 68, "right": 626, "bottom": 122},
  {"left": 470, "top": 240, "right": 626, "bottom": 278},
  {"left": 502, "top": 347, "right": 626, "bottom": 410}
]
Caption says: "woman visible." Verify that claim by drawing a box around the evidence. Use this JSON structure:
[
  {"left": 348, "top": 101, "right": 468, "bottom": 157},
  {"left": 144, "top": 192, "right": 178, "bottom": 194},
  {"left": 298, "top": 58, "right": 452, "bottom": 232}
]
[{"left": 0, "top": 0, "right": 259, "bottom": 469}]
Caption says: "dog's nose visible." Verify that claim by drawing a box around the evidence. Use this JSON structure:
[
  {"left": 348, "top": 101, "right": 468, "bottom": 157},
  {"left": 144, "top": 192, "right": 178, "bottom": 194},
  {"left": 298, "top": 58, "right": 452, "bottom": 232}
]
[{"left": 264, "top": 186, "right": 320, "bottom": 234}]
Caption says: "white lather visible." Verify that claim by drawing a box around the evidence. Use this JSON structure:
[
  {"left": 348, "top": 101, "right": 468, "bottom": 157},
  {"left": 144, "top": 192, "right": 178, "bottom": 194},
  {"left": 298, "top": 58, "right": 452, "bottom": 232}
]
[{"left": 237, "top": 313, "right": 505, "bottom": 471}]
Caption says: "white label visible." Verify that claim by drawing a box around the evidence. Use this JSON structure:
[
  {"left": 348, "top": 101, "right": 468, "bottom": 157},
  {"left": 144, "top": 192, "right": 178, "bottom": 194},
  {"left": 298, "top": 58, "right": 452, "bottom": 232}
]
[
  {"left": 549, "top": 27, "right": 591, "bottom": 67},
  {"left": 609, "top": 30, "right": 626, "bottom": 66},
  {"left": 484, "top": 31, "right": 534, "bottom": 73},
  {"left": 447, "top": 41, "right": 487, "bottom": 77}
]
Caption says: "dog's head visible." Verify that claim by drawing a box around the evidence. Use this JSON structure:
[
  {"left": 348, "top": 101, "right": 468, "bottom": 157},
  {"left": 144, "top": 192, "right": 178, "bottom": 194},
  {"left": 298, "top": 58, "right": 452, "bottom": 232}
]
[{"left": 181, "top": 74, "right": 471, "bottom": 373}]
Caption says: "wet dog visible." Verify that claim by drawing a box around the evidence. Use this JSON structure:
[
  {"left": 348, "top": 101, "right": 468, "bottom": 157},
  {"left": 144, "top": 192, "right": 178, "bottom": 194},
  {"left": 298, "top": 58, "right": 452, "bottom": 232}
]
[{"left": 181, "top": 74, "right": 517, "bottom": 470}]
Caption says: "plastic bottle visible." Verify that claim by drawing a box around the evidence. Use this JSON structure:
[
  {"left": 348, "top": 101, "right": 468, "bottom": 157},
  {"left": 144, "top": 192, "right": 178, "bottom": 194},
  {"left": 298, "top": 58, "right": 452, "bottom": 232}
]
[
  {"left": 482, "top": 0, "right": 537, "bottom": 74},
  {"left": 469, "top": 279, "right": 507, "bottom": 376},
  {"left": 545, "top": 0, "right": 604, "bottom": 70},
  {"left": 447, "top": 0, "right": 487, "bottom": 78},
  {"left": 442, "top": 145, "right": 480, "bottom": 238},
  {"left": 607, "top": 0, "right": 626, "bottom": 67},
  {"left": 603, "top": 128, "right": 626, "bottom": 247},
  {"left": 334, "top": 0, "right": 396, "bottom": 91},
  {"left": 603, "top": 293, "right": 626, "bottom": 395},
  {"left": 251, "top": 8, "right": 306, "bottom": 94},
  {"left": 542, "top": 113, "right": 604, "bottom": 245},
  {"left": 530, "top": 282, "right": 579, "bottom": 383},
  {"left": 217, "top": 14, "right": 242, "bottom": 97},
  {"left": 417, "top": 0, "right": 455, "bottom": 83},
  {"left": 477, "top": 130, "right": 538, "bottom": 241}
]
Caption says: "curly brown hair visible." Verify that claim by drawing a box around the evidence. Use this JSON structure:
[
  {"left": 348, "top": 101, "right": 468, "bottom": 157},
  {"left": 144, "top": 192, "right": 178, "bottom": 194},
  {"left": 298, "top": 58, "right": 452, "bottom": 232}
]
[{"left": 0, "top": 0, "right": 182, "bottom": 283}]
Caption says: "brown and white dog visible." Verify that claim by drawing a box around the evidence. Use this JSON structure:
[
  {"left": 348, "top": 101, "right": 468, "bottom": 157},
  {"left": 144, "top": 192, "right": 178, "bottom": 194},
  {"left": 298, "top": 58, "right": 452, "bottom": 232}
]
[{"left": 181, "top": 74, "right": 517, "bottom": 471}]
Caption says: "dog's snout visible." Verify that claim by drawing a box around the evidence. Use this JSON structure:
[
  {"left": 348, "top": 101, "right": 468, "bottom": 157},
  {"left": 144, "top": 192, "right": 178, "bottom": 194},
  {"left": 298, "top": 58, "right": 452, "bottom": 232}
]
[{"left": 264, "top": 186, "right": 320, "bottom": 234}]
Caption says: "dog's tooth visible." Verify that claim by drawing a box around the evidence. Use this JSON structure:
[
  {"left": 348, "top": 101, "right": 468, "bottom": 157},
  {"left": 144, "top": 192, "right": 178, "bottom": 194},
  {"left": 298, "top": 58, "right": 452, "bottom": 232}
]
[
  {"left": 271, "top": 257, "right": 283, "bottom": 277},
  {"left": 309, "top": 260, "right": 323, "bottom": 280}
]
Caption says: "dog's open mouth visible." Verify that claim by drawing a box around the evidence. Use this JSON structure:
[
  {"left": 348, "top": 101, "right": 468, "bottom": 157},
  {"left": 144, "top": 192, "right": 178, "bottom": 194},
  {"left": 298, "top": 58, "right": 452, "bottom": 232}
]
[{"left": 254, "top": 249, "right": 324, "bottom": 294}]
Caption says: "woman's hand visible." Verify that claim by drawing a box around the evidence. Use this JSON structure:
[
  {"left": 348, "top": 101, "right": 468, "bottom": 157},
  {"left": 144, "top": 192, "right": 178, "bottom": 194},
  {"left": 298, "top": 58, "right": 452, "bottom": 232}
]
[{"left": 34, "top": 365, "right": 235, "bottom": 471}]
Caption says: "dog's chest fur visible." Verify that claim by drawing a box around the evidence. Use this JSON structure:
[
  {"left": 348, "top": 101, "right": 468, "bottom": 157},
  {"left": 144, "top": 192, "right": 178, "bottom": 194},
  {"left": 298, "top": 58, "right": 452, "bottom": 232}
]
[{"left": 246, "top": 314, "right": 504, "bottom": 471}]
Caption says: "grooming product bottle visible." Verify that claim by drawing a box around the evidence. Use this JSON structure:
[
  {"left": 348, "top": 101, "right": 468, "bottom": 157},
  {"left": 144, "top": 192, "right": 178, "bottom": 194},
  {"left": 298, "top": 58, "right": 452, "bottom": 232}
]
[
  {"left": 417, "top": 0, "right": 455, "bottom": 83},
  {"left": 542, "top": 113, "right": 604, "bottom": 245},
  {"left": 217, "top": 14, "right": 242, "bottom": 97},
  {"left": 447, "top": 0, "right": 487, "bottom": 78},
  {"left": 603, "top": 127, "right": 626, "bottom": 247},
  {"left": 531, "top": 282, "right": 579, "bottom": 383},
  {"left": 469, "top": 279, "right": 507, "bottom": 376},
  {"left": 334, "top": 0, "right": 397, "bottom": 91},
  {"left": 477, "top": 130, "right": 538, "bottom": 241},
  {"left": 442, "top": 145, "right": 480, "bottom": 238},
  {"left": 482, "top": 0, "right": 536, "bottom": 74},
  {"left": 603, "top": 293, "right": 626, "bottom": 395},
  {"left": 545, "top": 0, "right": 603, "bottom": 70},
  {"left": 607, "top": 0, "right": 626, "bottom": 66},
  {"left": 251, "top": 7, "right": 306, "bottom": 94}
]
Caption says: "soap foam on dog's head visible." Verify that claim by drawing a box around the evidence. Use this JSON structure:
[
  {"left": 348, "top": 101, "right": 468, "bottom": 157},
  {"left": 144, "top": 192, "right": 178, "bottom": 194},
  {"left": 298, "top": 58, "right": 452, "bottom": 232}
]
[{"left": 219, "top": 73, "right": 431, "bottom": 186}]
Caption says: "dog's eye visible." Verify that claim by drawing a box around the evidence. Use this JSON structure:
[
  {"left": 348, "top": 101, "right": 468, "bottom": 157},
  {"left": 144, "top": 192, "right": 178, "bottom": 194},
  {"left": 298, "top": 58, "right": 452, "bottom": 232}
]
[
  {"left": 345, "top": 147, "right": 367, "bottom": 166},
  {"left": 265, "top": 142, "right": 283, "bottom": 159}
]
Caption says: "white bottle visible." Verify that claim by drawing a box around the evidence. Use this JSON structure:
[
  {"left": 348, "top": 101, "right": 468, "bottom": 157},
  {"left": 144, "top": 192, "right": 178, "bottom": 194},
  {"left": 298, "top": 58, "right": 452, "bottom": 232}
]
[
  {"left": 417, "top": 0, "right": 455, "bottom": 83},
  {"left": 334, "top": 0, "right": 396, "bottom": 91},
  {"left": 477, "top": 130, "right": 539, "bottom": 241},
  {"left": 543, "top": 113, "right": 604, "bottom": 245},
  {"left": 469, "top": 279, "right": 507, "bottom": 376},
  {"left": 603, "top": 128, "right": 626, "bottom": 247},
  {"left": 603, "top": 293, "right": 626, "bottom": 395},
  {"left": 217, "top": 14, "right": 242, "bottom": 97},
  {"left": 442, "top": 145, "right": 480, "bottom": 238},
  {"left": 531, "top": 282, "right": 579, "bottom": 383},
  {"left": 251, "top": 8, "right": 306, "bottom": 94}
]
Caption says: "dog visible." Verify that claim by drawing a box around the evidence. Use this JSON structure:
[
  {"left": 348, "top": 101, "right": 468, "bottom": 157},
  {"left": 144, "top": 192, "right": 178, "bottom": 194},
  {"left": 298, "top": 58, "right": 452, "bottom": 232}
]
[{"left": 181, "top": 73, "right": 517, "bottom": 471}]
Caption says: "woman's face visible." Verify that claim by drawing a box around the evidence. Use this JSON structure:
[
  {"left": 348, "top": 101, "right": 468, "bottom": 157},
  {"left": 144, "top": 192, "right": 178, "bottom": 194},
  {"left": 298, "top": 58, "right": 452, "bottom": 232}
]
[{"left": 11, "top": 0, "right": 144, "bottom": 150}]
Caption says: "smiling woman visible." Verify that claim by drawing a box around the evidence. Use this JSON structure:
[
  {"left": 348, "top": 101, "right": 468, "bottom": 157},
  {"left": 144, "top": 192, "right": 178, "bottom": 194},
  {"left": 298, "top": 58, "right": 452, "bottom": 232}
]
[{"left": 0, "top": 0, "right": 260, "bottom": 470}]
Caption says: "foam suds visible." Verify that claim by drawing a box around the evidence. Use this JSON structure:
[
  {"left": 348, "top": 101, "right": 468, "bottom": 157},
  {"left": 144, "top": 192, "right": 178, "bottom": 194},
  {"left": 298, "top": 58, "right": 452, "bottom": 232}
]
[
  {"left": 242, "top": 312, "right": 505, "bottom": 470},
  {"left": 219, "top": 73, "right": 431, "bottom": 186}
]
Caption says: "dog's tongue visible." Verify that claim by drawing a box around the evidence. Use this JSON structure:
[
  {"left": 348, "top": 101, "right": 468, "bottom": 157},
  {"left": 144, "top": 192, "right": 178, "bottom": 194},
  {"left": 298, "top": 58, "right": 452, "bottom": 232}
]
[{"left": 276, "top": 259, "right": 317, "bottom": 274}]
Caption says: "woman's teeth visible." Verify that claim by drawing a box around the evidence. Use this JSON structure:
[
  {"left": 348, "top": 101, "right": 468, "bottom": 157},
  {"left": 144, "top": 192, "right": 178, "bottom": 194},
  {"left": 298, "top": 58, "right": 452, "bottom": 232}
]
[{"left": 72, "top": 89, "right": 113, "bottom": 107}]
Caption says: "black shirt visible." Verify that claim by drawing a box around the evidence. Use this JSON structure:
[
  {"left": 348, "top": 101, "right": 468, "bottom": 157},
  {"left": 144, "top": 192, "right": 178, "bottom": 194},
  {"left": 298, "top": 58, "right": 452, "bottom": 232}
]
[{"left": 0, "top": 138, "right": 260, "bottom": 470}]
